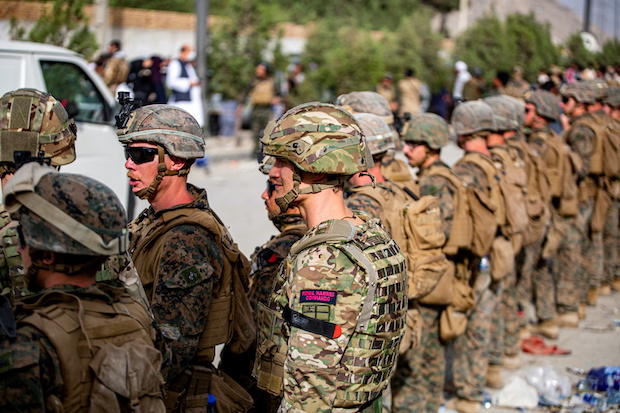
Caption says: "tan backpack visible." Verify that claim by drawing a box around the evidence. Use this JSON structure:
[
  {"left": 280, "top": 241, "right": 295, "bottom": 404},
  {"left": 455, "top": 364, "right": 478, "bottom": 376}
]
[
  {"left": 18, "top": 288, "right": 165, "bottom": 413},
  {"left": 348, "top": 181, "right": 450, "bottom": 304},
  {"left": 576, "top": 112, "right": 620, "bottom": 178},
  {"left": 543, "top": 130, "right": 581, "bottom": 217}
]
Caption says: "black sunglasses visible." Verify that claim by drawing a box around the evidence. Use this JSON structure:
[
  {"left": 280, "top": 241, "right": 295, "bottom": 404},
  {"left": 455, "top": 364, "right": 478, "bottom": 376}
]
[
  {"left": 562, "top": 96, "right": 571, "bottom": 104},
  {"left": 124, "top": 147, "right": 159, "bottom": 164},
  {"left": 267, "top": 180, "right": 276, "bottom": 197},
  {"left": 16, "top": 224, "right": 26, "bottom": 249}
]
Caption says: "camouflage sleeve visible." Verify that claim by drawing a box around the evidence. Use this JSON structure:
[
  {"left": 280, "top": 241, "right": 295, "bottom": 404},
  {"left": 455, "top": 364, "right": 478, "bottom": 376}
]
[
  {"left": 565, "top": 125, "right": 594, "bottom": 175},
  {"left": 281, "top": 243, "right": 366, "bottom": 412},
  {"left": 453, "top": 161, "right": 488, "bottom": 193},
  {"left": 0, "top": 325, "right": 63, "bottom": 412},
  {"left": 346, "top": 193, "right": 384, "bottom": 221},
  {"left": 151, "top": 224, "right": 223, "bottom": 381},
  {"left": 420, "top": 174, "right": 456, "bottom": 239}
]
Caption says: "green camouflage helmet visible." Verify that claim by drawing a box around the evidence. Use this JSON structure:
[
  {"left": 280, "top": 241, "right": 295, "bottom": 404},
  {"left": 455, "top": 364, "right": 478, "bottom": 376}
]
[
  {"left": 484, "top": 95, "right": 524, "bottom": 132},
  {"left": 525, "top": 90, "right": 561, "bottom": 121},
  {"left": 0, "top": 88, "right": 77, "bottom": 176},
  {"left": 3, "top": 162, "right": 128, "bottom": 256},
  {"left": 560, "top": 83, "right": 596, "bottom": 104},
  {"left": 401, "top": 113, "right": 451, "bottom": 150},
  {"left": 261, "top": 102, "right": 373, "bottom": 175},
  {"left": 117, "top": 104, "right": 205, "bottom": 159},
  {"left": 603, "top": 87, "right": 620, "bottom": 108},
  {"left": 353, "top": 113, "right": 395, "bottom": 156},
  {"left": 450, "top": 100, "right": 496, "bottom": 136},
  {"left": 584, "top": 78, "right": 609, "bottom": 101},
  {"left": 335, "top": 91, "right": 394, "bottom": 125}
]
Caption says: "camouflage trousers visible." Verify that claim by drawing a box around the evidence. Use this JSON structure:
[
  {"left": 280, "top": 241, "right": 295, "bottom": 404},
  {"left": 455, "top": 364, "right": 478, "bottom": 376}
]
[
  {"left": 551, "top": 213, "right": 582, "bottom": 314},
  {"left": 575, "top": 198, "right": 604, "bottom": 298},
  {"left": 603, "top": 199, "right": 619, "bottom": 285},
  {"left": 489, "top": 267, "right": 520, "bottom": 365},
  {"left": 391, "top": 305, "right": 445, "bottom": 413},
  {"left": 448, "top": 269, "right": 497, "bottom": 402},
  {"left": 516, "top": 234, "right": 556, "bottom": 323}
]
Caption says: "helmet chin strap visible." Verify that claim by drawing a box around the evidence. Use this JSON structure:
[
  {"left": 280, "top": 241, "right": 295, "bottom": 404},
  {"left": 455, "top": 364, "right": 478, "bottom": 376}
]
[
  {"left": 274, "top": 171, "right": 348, "bottom": 214},
  {"left": 135, "top": 146, "right": 190, "bottom": 200}
]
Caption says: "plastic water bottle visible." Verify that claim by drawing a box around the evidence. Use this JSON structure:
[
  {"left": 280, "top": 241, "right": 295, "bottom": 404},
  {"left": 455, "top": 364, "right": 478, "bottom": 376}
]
[
  {"left": 479, "top": 255, "right": 490, "bottom": 276},
  {"left": 586, "top": 366, "right": 620, "bottom": 391},
  {"left": 207, "top": 394, "right": 217, "bottom": 413}
]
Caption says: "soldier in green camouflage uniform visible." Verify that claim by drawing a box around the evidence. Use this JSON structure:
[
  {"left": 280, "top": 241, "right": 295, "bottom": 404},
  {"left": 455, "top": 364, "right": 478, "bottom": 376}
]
[
  {"left": 335, "top": 91, "right": 417, "bottom": 190},
  {"left": 603, "top": 87, "right": 620, "bottom": 292},
  {"left": 561, "top": 83, "right": 605, "bottom": 311},
  {"left": 118, "top": 104, "right": 253, "bottom": 412},
  {"left": 391, "top": 113, "right": 459, "bottom": 413},
  {"left": 446, "top": 101, "right": 499, "bottom": 413},
  {"left": 525, "top": 90, "right": 581, "bottom": 330},
  {"left": 0, "top": 88, "right": 149, "bottom": 309},
  {"left": 0, "top": 163, "right": 166, "bottom": 412},
  {"left": 254, "top": 102, "right": 407, "bottom": 413}
]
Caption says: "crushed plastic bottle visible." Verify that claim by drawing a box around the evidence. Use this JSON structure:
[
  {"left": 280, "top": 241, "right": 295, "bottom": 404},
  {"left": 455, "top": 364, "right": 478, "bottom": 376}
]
[{"left": 586, "top": 366, "right": 620, "bottom": 391}]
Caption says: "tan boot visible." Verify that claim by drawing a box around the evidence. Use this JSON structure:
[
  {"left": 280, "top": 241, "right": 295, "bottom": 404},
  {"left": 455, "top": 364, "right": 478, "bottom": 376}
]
[
  {"left": 578, "top": 304, "right": 587, "bottom": 320},
  {"left": 501, "top": 354, "right": 521, "bottom": 369},
  {"left": 556, "top": 312, "right": 579, "bottom": 327},
  {"left": 599, "top": 284, "right": 612, "bottom": 296},
  {"left": 486, "top": 364, "right": 503, "bottom": 389},
  {"left": 587, "top": 287, "right": 599, "bottom": 306},
  {"left": 530, "top": 319, "right": 559, "bottom": 339},
  {"left": 612, "top": 278, "right": 620, "bottom": 292},
  {"left": 445, "top": 398, "right": 482, "bottom": 413}
]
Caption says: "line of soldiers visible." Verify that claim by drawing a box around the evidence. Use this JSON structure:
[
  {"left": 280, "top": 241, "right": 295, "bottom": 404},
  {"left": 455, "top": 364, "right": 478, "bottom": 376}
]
[{"left": 0, "top": 76, "right": 617, "bottom": 413}]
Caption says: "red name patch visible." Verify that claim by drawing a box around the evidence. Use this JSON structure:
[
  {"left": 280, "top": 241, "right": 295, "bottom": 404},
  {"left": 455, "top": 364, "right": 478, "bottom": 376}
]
[{"left": 300, "top": 290, "right": 337, "bottom": 305}]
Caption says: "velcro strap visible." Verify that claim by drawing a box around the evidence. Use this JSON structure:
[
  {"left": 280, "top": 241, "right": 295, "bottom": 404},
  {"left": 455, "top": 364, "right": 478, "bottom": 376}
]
[{"left": 282, "top": 305, "right": 342, "bottom": 339}]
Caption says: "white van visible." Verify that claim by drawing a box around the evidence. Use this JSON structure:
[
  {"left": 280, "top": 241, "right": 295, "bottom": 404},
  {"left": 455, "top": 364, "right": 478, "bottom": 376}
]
[{"left": 0, "top": 40, "right": 146, "bottom": 219}]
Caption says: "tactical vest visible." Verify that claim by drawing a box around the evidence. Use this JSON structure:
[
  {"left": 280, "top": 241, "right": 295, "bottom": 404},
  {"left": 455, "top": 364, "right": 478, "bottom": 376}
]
[
  {"left": 129, "top": 206, "right": 254, "bottom": 363},
  {"left": 573, "top": 111, "right": 620, "bottom": 178},
  {"left": 538, "top": 129, "right": 581, "bottom": 217},
  {"left": 17, "top": 286, "right": 164, "bottom": 413},
  {"left": 250, "top": 77, "right": 275, "bottom": 106},
  {"left": 489, "top": 145, "right": 529, "bottom": 250},
  {"left": 506, "top": 138, "right": 552, "bottom": 246},
  {"left": 254, "top": 218, "right": 407, "bottom": 408},
  {"left": 380, "top": 153, "right": 419, "bottom": 190},
  {"left": 426, "top": 163, "right": 496, "bottom": 258},
  {"left": 348, "top": 180, "right": 449, "bottom": 302}
]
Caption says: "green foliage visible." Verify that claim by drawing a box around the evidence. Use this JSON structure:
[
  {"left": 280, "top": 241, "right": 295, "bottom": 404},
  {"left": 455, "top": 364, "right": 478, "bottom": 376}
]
[
  {"left": 207, "top": 0, "right": 278, "bottom": 100},
  {"left": 456, "top": 12, "right": 560, "bottom": 83},
  {"left": 565, "top": 33, "right": 597, "bottom": 68},
  {"left": 10, "top": 0, "right": 98, "bottom": 59},
  {"left": 598, "top": 39, "right": 620, "bottom": 67}
]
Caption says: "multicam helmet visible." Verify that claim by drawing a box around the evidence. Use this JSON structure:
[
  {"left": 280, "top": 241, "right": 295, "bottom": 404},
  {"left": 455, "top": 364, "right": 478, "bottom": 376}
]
[
  {"left": 525, "top": 90, "right": 561, "bottom": 121},
  {"left": 401, "top": 113, "right": 451, "bottom": 150},
  {"left": 484, "top": 95, "right": 524, "bottom": 132},
  {"left": 117, "top": 104, "right": 205, "bottom": 160},
  {"left": 261, "top": 102, "right": 373, "bottom": 213},
  {"left": 353, "top": 113, "right": 395, "bottom": 156},
  {"left": 560, "top": 83, "right": 596, "bottom": 104},
  {"left": 335, "top": 91, "right": 394, "bottom": 125},
  {"left": 450, "top": 100, "right": 496, "bottom": 136},
  {"left": 3, "top": 162, "right": 128, "bottom": 257},
  {"left": 0, "top": 88, "right": 77, "bottom": 176},
  {"left": 262, "top": 102, "right": 372, "bottom": 175}
]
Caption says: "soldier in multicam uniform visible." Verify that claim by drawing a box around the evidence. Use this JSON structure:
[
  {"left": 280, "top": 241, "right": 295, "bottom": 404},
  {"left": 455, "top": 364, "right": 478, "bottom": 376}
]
[
  {"left": 117, "top": 104, "right": 253, "bottom": 412},
  {"left": 603, "top": 87, "right": 620, "bottom": 292},
  {"left": 446, "top": 101, "right": 499, "bottom": 413},
  {"left": 335, "top": 91, "right": 417, "bottom": 190},
  {"left": 524, "top": 90, "right": 581, "bottom": 332},
  {"left": 0, "top": 163, "right": 166, "bottom": 412},
  {"left": 0, "top": 88, "right": 149, "bottom": 309},
  {"left": 391, "top": 113, "right": 465, "bottom": 413},
  {"left": 560, "top": 83, "right": 605, "bottom": 312},
  {"left": 253, "top": 102, "right": 407, "bottom": 413}
]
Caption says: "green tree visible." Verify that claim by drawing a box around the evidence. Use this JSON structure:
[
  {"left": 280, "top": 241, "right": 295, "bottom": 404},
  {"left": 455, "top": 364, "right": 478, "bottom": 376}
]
[
  {"left": 10, "top": 0, "right": 98, "bottom": 58},
  {"left": 565, "top": 33, "right": 597, "bottom": 68},
  {"left": 597, "top": 39, "right": 620, "bottom": 67}
]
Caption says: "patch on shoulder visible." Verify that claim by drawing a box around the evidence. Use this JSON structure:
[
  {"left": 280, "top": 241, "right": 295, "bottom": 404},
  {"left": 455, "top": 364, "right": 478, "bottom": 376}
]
[
  {"left": 300, "top": 289, "right": 337, "bottom": 305},
  {"left": 180, "top": 266, "right": 203, "bottom": 286},
  {"left": 301, "top": 304, "right": 331, "bottom": 321}
]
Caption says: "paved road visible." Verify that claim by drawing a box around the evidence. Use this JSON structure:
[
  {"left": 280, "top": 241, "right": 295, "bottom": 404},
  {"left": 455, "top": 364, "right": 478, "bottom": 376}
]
[{"left": 191, "top": 134, "right": 619, "bottom": 413}]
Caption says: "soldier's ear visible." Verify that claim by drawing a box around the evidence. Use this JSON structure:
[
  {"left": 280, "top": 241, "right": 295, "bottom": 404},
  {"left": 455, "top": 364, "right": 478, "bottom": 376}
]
[{"left": 42, "top": 251, "right": 55, "bottom": 265}]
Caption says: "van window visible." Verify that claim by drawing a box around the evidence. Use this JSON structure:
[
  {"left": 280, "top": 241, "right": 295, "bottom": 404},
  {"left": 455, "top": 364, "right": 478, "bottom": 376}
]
[
  {"left": 0, "top": 56, "right": 24, "bottom": 96},
  {"left": 40, "top": 60, "right": 111, "bottom": 124}
]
